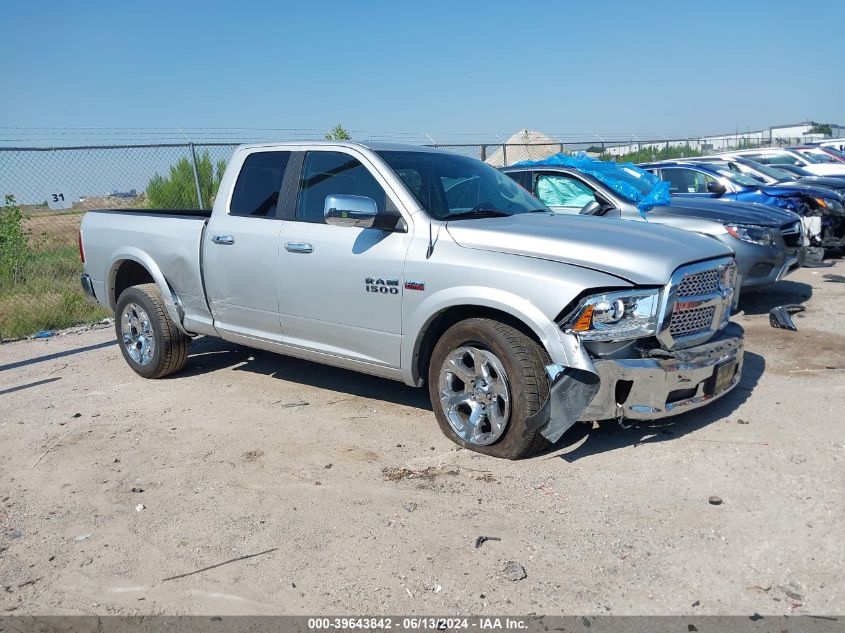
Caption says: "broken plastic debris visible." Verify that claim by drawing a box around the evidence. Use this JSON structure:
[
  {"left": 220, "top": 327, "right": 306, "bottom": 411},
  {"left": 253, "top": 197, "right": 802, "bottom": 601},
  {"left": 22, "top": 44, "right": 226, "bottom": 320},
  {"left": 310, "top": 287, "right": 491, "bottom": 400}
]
[
  {"left": 32, "top": 331, "right": 55, "bottom": 339},
  {"left": 769, "top": 305, "right": 805, "bottom": 331},
  {"left": 475, "top": 535, "right": 501, "bottom": 548}
]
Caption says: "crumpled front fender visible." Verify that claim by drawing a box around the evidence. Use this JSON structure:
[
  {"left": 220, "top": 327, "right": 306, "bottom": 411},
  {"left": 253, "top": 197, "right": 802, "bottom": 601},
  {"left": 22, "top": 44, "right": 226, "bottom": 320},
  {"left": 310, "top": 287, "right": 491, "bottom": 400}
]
[
  {"left": 526, "top": 329, "right": 600, "bottom": 443},
  {"left": 527, "top": 364, "right": 600, "bottom": 443}
]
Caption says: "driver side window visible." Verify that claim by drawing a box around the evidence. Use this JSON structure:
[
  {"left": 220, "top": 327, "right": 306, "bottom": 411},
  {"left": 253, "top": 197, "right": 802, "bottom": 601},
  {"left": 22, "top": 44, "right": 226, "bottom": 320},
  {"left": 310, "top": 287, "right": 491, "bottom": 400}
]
[
  {"left": 535, "top": 174, "right": 596, "bottom": 210},
  {"left": 296, "top": 151, "right": 391, "bottom": 224},
  {"left": 661, "top": 168, "right": 713, "bottom": 193}
]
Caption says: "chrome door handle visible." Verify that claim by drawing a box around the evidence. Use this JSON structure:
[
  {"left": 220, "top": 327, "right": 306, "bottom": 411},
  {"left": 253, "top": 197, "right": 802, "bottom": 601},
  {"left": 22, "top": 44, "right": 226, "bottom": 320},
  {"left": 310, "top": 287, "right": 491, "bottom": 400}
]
[
  {"left": 211, "top": 234, "right": 235, "bottom": 245},
  {"left": 285, "top": 242, "right": 314, "bottom": 254}
]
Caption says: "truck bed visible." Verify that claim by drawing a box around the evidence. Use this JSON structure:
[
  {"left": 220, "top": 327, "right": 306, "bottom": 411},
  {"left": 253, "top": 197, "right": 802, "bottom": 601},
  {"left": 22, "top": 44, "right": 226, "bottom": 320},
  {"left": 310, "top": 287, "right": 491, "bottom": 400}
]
[{"left": 80, "top": 208, "right": 213, "bottom": 331}]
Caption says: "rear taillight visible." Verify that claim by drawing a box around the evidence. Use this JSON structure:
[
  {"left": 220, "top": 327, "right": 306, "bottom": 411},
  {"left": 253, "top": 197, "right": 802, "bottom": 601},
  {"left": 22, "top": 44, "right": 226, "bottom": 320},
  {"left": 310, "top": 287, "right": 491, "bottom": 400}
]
[{"left": 78, "top": 230, "right": 85, "bottom": 263}]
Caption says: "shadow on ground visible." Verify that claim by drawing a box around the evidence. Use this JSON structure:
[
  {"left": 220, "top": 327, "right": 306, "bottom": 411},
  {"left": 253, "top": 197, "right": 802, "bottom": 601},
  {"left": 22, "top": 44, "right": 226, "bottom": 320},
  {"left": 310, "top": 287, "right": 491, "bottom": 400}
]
[
  {"left": 181, "top": 337, "right": 766, "bottom": 462},
  {"left": 0, "top": 340, "right": 116, "bottom": 373},
  {"left": 545, "top": 350, "right": 766, "bottom": 463},
  {"left": 738, "top": 280, "right": 813, "bottom": 316},
  {"left": 180, "top": 335, "right": 431, "bottom": 410}
]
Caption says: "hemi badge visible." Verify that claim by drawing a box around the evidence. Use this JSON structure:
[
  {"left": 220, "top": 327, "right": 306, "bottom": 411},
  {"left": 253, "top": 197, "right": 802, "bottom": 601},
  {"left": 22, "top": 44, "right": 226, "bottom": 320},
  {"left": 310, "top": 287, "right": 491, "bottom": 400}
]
[{"left": 405, "top": 281, "right": 425, "bottom": 291}]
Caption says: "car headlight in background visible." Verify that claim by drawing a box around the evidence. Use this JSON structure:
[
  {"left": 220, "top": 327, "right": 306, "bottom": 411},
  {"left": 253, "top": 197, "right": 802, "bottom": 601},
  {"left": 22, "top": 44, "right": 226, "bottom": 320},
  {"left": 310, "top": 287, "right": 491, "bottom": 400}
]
[
  {"left": 564, "top": 289, "right": 660, "bottom": 341},
  {"left": 724, "top": 223, "right": 774, "bottom": 245},
  {"left": 814, "top": 197, "right": 845, "bottom": 212}
]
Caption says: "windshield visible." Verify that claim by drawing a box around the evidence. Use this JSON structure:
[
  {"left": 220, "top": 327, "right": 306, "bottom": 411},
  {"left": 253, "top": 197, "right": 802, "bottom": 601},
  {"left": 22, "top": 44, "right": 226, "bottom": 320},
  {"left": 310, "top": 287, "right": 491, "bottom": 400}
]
[
  {"left": 377, "top": 150, "right": 547, "bottom": 220},
  {"left": 822, "top": 147, "right": 845, "bottom": 161},
  {"left": 735, "top": 158, "right": 794, "bottom": 182},
  {"left": 792, "top": 150, "right": 823, "bottom": 164},
  {"left": 774, "top": 163, "right": 814, "bottom": 177}
]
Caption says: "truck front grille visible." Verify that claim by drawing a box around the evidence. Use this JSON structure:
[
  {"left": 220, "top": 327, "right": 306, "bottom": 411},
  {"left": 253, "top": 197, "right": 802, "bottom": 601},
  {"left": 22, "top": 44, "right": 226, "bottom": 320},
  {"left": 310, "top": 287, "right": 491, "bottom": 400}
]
[
  {"left": 658, "top": 258, "right": 736, "bottom": 350},
  {"left": 670, "top": 305, "right": 716, "bottom": 338},
  {"left": 676, "top": 269, "right": 720, "bottom": 297}
]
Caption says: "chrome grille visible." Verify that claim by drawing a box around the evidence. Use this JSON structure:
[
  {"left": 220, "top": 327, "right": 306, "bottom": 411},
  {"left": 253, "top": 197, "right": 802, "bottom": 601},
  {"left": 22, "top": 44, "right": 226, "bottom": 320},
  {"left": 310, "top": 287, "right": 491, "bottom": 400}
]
[
  {"left": 676, "top": 269, "right": 721, "bottom": 297},
  {"left": 670, "top": 305, "right": 716, "bottom": 338},
  {"left": 658, "top": 259, "right": 735, "bottom": 349}
]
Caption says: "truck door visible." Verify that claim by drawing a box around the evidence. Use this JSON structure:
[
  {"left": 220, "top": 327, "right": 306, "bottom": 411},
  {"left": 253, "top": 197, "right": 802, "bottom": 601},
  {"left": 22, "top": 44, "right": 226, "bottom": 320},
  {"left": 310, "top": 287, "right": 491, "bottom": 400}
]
[
  {"left": 277, "top": 150, "right": 411, "bottom": 368},
  {"left": 203, "top": 150, "right": 292, "bottom": 341}
]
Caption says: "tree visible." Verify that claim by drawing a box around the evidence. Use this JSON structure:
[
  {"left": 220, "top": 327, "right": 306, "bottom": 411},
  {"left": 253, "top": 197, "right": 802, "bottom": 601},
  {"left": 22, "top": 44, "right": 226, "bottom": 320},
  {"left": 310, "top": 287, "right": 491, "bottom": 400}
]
[
  {"left": 602, "top": 144, "right": 703, "bottom": 164},
  {"left": 808, "top": 122, "right": 833, "bottom": 136},
  {"left": 324, "top": 124, "right": 351, "bottom": 141},
  {"left": 146, "top": 151, "right": 227, "bottom": 209},
  {"left": 0, "top": 195, "right": 30, "bottom": 285}
]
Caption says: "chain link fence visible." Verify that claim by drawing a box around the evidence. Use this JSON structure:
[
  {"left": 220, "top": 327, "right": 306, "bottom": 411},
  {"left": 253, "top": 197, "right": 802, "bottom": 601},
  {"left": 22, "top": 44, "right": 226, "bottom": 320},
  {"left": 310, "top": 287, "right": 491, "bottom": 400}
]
[
  {"left": 0, "top": 142, "right": 240, "bottom": 340},
  {"left": 0, "top": 134, "right": 807, "bottom": 339}
]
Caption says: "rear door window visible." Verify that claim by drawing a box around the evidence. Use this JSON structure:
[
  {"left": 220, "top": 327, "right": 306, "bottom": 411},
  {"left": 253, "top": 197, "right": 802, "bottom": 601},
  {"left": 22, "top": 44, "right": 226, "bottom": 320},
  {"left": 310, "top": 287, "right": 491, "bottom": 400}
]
[{"left": 229, "top": 151, "right": 291, "bottom": 217}]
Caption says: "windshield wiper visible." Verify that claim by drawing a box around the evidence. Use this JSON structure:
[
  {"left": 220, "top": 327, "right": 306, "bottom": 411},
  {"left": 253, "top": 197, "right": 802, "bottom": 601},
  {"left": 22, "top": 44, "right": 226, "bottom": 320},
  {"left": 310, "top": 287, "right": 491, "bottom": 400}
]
[{"left": 446, "top": 209, "right": 513, "bottom": 220}]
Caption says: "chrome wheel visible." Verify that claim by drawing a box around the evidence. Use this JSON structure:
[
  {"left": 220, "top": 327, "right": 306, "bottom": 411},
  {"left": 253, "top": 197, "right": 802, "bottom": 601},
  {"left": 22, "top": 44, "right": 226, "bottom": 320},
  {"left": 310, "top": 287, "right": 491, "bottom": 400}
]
[
  {"left": 120, "top": 302, "right": 155, "bottom": 366},
  {"left": 438, "top": 346, "right": 511, "bottom": 446}
]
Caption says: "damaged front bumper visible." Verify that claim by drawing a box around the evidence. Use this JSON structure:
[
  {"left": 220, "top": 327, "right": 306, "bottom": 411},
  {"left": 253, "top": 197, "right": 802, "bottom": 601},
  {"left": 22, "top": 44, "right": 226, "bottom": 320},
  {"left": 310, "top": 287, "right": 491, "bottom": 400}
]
[
  {"left": 581, "top": 322, "right": 744, "bottom": 422},
  {"left": 532, "top": 323, "right": 744, "bottom": 443}
]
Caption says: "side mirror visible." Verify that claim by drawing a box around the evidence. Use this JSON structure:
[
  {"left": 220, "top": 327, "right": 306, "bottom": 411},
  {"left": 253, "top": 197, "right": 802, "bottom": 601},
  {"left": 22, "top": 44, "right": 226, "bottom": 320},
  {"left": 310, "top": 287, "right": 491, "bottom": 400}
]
[
  {"left": 706, "top": 181, "right": 727, "bottom": 195},
  {"left": 324, "top": 194, "right": 378, "bottom": 228},
  {"left": 579, "top": 200, "right": 602, "bottom": 216}
]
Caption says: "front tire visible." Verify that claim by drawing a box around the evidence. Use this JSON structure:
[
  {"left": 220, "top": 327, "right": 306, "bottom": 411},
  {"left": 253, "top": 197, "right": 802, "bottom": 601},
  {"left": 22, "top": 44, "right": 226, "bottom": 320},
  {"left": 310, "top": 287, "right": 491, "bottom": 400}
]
[
  {"left": 427, "top": 318, "right": 551, "bottom": 459},
  {"left": 115, "top": 283, "right": 189, "bottom": 379}
]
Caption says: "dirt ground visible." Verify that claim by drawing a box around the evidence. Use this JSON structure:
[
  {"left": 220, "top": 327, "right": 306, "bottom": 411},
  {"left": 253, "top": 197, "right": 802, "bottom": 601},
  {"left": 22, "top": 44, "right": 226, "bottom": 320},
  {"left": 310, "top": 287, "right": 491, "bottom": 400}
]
[{"left": 1, "top": 261, "right": 844, "bottom": 616}]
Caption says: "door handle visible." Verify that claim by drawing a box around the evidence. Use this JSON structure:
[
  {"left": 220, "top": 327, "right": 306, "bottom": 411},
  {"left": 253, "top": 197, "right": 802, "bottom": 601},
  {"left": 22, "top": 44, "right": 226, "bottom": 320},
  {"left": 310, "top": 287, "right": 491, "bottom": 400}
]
[
  {"left": 285, "top": 242, "right": 314, "bottom": 254},
  {"left": 211, "top": 234, "right": 235, "bottom": 245}
]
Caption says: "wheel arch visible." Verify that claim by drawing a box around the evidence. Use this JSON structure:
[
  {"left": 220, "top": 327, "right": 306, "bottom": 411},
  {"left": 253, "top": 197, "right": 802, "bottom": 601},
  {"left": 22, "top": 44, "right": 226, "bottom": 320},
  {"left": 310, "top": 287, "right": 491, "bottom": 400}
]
[
  {"left": 402, "top": 288, "right": 568, "bottom": 386},
  {"left": 107, "top": 248, "right": 187, "bottom": 334}
]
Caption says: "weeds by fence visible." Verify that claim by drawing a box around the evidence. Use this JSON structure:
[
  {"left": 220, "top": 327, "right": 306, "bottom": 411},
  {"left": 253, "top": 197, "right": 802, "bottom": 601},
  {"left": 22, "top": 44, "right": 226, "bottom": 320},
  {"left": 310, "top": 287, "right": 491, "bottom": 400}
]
[{"left": 0, "top": 134, "right": 814, "bottom": 339}]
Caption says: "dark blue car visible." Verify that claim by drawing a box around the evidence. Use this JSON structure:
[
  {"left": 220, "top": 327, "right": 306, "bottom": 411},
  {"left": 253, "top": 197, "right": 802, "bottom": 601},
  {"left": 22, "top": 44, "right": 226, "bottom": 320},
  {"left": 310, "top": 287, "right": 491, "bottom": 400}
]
[{"left": 640, "top": 160, "right": 845, "bottom": 250}]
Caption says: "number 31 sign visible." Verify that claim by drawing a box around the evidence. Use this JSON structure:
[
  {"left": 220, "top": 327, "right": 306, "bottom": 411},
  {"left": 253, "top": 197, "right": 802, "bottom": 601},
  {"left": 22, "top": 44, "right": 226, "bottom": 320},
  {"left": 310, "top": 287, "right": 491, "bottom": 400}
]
[{"left": 47, "top": 191, "right": 73, "bottom": 210}]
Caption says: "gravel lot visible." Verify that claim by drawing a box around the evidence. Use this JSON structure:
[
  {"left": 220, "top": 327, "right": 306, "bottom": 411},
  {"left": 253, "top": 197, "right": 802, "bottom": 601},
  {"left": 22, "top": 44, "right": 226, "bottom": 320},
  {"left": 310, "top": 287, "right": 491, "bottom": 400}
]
[{"left": 1, "top": 261, "right": 844, "bottom": 616}]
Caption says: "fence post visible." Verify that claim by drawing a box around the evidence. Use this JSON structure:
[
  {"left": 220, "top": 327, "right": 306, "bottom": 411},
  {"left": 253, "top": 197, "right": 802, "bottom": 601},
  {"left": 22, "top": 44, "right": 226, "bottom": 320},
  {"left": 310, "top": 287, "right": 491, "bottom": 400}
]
[
  {"left": 502, "top": 144, "right": 507, "bottom": 166},
  {"left": 480, "top": 145, "right": 487, "bottom": 162},
  {"left": 189, "top": 143, "right": 204, "bottom": 209}
]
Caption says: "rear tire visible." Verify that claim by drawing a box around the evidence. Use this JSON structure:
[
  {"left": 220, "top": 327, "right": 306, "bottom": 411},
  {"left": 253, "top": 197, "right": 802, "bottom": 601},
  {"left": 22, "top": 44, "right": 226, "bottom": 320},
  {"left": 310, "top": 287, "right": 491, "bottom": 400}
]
[
  {"left": 427, "top": 318, "right": 551, "bottom": 459},
  {"left": 115, "top": 283, "right": 189, "bottom": 379}
]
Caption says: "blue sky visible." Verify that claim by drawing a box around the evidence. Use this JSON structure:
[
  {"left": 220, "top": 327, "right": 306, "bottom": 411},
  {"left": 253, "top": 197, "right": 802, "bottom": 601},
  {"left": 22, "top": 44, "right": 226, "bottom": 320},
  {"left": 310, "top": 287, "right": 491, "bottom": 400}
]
[{"left": 3, "top": 0, "right": 844, "bottom": 141}]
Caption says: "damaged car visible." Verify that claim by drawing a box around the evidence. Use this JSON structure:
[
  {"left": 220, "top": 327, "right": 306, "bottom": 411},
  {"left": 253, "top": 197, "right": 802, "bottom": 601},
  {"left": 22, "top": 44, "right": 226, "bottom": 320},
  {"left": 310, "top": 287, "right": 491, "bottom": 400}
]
[
  {"left": 640, "top": 160, "right": 845, "bottom": 251},
  {"left": 502, "top": 155, "right": 804, "bottom": 292},
  {"left": 80, "top": 142, "right": 745, "bottom": 459}
]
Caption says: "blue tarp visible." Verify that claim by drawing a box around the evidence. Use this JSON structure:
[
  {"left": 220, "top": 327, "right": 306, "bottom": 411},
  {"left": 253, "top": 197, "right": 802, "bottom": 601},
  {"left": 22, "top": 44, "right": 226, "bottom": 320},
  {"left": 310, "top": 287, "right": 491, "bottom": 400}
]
[{"left": 514, "top": 153, "right": 671, "bottom": 216}]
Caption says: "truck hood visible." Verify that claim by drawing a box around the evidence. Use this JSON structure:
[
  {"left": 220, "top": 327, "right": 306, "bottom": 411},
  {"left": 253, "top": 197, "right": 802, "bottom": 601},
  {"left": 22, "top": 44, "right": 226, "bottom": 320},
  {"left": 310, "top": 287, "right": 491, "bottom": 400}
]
[
  {"left": 648, "top": 198, "right": 799, "bottom": 227},
  {"left": 445, "top": 214, "right": 733, "bottom": 286}
]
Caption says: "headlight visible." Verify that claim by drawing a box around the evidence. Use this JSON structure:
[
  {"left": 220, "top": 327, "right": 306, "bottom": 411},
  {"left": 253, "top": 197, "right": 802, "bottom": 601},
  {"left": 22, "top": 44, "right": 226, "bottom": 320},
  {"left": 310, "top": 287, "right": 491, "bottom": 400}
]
[
  {"left": 815, "top": 197, "right": 844, "bottom": 212},
  {"left": 564, "top": 289, "right": 660, "bottom": 341},
  {"left": 724, "top": 223, "right": 774, "bottom": 245}
]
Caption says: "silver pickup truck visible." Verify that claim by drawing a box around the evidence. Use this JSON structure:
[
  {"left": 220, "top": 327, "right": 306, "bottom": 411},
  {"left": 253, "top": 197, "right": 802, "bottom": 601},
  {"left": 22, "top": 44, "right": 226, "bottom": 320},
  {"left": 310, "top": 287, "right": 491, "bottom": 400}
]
[{"left": 80, "top": 141, "right": 744, "bottom": 459}]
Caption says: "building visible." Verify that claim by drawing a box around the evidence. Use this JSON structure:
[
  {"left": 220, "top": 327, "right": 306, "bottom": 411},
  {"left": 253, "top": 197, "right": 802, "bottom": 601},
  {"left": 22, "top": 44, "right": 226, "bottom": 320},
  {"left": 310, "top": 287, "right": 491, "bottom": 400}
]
[{"left": 602, "top": 121, "right": 845, "bottom": 157}]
